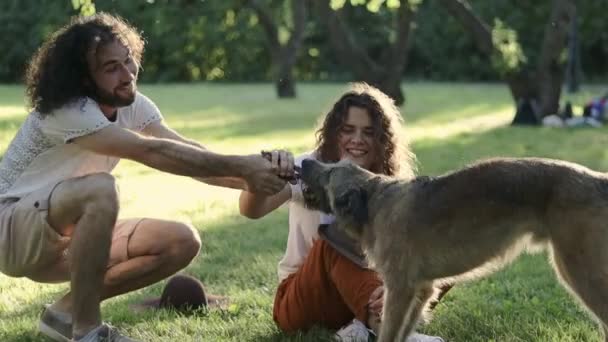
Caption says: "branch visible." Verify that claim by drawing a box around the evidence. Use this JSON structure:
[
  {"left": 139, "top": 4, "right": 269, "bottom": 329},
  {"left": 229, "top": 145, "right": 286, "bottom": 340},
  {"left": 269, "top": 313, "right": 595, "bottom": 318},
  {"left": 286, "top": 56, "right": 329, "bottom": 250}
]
[
  {"left": 246, "top": 0, "right": 280, "bottom": 50},
  {"left": 437, "top": 0, "right": 493, "bottom": 55},
  {"left": 388, "top": 2, "right": 415, "bottom": 77},
  {"left": 314, "top": 0, "right": 382, "bottom": 78},
  {"left": 285, "top": 0, "right": 307, "bottom": 54},
  {"left": 538, "top": 0, "right": 575, "bottom": 72},
  {"left": 536, "top": 0, "right": 576, "bottom": 114}
]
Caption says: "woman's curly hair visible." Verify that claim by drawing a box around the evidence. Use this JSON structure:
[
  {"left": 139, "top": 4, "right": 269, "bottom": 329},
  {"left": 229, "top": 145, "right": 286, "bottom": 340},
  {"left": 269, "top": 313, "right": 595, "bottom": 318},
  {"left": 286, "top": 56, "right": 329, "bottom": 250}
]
[
  {"left": 25, "top": 12, "right": 144, "bottom": 115},
  {"left": 314, "top": 83, "right": 417, "bottom": 179}
]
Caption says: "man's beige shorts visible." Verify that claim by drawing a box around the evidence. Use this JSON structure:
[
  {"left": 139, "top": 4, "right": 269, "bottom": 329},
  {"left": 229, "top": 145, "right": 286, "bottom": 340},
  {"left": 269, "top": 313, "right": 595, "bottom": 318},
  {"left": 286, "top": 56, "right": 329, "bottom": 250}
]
[{"left": 0, "top": 181, "right": 142, "bottom": 278}]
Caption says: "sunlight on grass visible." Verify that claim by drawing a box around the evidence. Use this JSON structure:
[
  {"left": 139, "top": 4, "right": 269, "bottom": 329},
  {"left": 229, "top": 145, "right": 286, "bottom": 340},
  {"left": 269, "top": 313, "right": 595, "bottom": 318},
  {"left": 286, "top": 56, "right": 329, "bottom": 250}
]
[
  {"left": 168, "top": 114, "right": 244, "bottom": 131},
  {"left": 408, "top": 106, "right": 512, "bottom": 140},
  {"left": 0, "top": 106, "right": 26, "bottom": 117}
]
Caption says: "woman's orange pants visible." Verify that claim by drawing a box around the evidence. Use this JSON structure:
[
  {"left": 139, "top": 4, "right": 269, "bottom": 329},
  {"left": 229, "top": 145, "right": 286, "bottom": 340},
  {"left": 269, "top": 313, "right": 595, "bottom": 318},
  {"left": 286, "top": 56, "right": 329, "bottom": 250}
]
[{"left": 273, "top": 239, "right": 382, "bottom": 332}]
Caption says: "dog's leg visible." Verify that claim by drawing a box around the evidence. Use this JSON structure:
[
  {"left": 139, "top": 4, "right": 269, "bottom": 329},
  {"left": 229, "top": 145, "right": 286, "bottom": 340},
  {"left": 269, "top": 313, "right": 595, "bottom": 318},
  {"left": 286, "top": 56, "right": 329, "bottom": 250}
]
[
  {"left": 551, "top": 245, "right": 608, "bottom": 341},
  {"left": 378, "top": 282, "right": 417, "bottom": 342},
  {"left": 399, "top": 282, "right": 436, "bottom": 338}
]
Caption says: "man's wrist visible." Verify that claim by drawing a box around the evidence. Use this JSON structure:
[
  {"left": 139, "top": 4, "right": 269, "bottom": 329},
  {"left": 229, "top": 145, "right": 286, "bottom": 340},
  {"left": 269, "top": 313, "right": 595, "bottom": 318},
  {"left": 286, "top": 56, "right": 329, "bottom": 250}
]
[{"left": 231, "top": 154, "right": 254, "bottom": 178}]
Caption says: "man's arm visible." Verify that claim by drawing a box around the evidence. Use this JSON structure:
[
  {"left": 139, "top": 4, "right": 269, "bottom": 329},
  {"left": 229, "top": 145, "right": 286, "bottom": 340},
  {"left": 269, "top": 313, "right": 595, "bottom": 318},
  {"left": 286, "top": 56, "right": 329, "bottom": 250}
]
[
  {"left": 141, "top": 120, "right": 252, "bottom": 190},
  {"left": 73, "top": 124, "right": 286, "bottom": 195},
  {"left": 140, "top": 121, "right": 295, "bottom": 190},
  {"left": 141, "top": 120, "right": 205, "bottom": 148}
]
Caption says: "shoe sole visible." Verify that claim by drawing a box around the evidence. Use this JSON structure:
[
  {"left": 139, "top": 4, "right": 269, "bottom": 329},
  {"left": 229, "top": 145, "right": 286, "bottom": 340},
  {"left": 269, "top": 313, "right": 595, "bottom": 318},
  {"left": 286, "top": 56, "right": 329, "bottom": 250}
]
[{"left": 39, "top": 319, "right": 70, "bottom": 342}]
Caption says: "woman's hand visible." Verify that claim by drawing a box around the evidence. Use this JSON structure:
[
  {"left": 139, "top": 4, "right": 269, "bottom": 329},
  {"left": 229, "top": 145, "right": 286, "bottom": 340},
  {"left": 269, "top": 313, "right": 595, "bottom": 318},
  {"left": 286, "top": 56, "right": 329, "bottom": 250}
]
[{"left": 368, "top": 285, "right": 384, "bottom": 318}]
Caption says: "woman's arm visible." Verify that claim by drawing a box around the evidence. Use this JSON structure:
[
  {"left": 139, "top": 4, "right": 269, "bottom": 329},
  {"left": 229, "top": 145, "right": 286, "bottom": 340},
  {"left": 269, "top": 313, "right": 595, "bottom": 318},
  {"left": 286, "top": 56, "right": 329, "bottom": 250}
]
[{"left": 239, "top": 185, "right": 292, "bottom": 219}]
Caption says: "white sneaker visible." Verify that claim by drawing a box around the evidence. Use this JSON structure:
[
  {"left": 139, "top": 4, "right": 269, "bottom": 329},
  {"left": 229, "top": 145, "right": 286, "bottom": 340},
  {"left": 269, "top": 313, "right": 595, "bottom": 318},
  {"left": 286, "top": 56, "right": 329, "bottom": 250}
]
[
  {"left": 335, "top": 319, "right": 370, "bottom": 342},
  {"left": 406, "top": 332, "right": 445, "bottom": 342}
]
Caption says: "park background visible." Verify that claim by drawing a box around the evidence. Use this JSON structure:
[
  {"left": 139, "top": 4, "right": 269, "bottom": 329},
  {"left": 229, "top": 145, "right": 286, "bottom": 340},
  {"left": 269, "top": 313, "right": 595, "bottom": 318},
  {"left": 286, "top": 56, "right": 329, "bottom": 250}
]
[{"left": 0, "top": 0, "right": 607, "bottom": 341}]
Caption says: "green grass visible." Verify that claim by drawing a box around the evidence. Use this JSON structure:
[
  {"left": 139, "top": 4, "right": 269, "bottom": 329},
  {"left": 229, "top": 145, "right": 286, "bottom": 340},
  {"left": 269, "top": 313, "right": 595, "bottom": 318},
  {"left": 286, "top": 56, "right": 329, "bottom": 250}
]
[{"left": 0, "top": 82, "right": 607, "bottom": 341}]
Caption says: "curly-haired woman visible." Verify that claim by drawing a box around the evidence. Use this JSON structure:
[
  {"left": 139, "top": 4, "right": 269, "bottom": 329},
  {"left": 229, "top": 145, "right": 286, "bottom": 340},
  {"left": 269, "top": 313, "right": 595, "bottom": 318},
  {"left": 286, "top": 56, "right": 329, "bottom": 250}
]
[{"left": 240, "top": 83, "right": 447, "bottom": 341}]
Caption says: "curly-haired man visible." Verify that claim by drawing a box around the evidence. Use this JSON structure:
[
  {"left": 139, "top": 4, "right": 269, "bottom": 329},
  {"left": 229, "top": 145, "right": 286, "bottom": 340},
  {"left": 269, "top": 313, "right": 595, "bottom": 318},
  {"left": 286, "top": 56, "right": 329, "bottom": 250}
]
[{"left": 0, "top": 13, "right": 293, "bottom": 341}]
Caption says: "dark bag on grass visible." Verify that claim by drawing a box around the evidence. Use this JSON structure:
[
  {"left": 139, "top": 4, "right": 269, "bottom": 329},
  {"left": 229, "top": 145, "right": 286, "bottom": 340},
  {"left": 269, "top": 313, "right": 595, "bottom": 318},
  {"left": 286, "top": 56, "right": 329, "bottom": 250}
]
[
  {"left": 512, "top": 98, "right": 541, "bottom": 125},
  {"left": 318, "top": 223, "right": 368, "bottom": 269}
]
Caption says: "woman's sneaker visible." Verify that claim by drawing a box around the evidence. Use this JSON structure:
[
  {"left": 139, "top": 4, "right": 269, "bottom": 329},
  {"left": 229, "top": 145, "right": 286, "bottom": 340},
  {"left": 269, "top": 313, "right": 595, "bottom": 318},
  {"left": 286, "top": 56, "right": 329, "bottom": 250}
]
[
  {"left": 406, "top": 332, "right": 445, "bottom": 342},
  {"left": 335, "top": 319, "right": 370, "bottom": 342},
  {"left": 74, "top": 323, "right": 137, "bottom": 342}
]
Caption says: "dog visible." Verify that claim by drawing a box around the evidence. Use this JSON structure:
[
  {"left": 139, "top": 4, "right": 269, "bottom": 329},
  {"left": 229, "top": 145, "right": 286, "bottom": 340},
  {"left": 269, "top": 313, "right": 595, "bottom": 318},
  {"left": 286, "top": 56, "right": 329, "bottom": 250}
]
[{"left": 300, "top": 157, "right": 608, "bottom": 342}]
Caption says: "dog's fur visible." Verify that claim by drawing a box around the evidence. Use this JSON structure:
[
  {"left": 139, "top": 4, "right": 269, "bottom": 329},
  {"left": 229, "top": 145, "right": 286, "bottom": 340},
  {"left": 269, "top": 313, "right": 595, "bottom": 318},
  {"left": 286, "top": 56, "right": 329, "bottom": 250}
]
[{"left": 300, "top": 157, "right": 608, "bottom": 342}]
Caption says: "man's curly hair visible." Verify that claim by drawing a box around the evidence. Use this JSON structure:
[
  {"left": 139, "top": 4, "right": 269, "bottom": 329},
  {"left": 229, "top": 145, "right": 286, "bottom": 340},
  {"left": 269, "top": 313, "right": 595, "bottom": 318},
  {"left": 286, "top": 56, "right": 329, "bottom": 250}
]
[
  {"left": 25, "top": 12, "right": 144, "bottom": 115},
  {"left": 314, "top": 83, "right": 417, "bottom": 179}
]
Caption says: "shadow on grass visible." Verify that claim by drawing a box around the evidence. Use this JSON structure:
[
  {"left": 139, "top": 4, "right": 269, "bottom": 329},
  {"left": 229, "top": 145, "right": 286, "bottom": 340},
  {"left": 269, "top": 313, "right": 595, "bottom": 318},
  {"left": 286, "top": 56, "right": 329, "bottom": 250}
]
[
  {"left": 248, "top": 326, "right": 334, "bottom": 342},
  {"left": 428, "top": 254, "right": 600, "bottom": 341}
]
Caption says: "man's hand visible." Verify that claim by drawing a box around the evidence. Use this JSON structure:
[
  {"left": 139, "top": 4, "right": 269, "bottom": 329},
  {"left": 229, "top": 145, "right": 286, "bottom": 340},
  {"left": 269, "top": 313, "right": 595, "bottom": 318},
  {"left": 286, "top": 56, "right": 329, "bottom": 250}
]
[
  {"left": 241, "top": 154, "right": 289, "bottom": 195},
  {"left": 261, "top": 150, "right": 296, "bottom": 183}
]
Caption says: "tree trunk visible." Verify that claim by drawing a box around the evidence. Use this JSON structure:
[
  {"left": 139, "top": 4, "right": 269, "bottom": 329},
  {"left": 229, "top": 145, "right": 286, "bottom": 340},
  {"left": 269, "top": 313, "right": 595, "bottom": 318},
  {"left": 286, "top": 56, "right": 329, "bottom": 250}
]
[
  {"left": 536, "top": 0, "right": 576, "bottom": 115},
  {"left": 276, "top": 50, "right": 297, "bottom": 97},
  {"left": 439, "top": 0, "right": 576, "bottom": 120},
  {"left": 506, "top": 72, "right": 539, "bottom": 102},
  {"left": 379, "top": 2, "right": 415, "bottom": 105},
  {"left": 247, "top": 0, "right": 307, "bottom": 98},
  {"left": 565, "top": 14, "right": 582, "bottom": 93}
]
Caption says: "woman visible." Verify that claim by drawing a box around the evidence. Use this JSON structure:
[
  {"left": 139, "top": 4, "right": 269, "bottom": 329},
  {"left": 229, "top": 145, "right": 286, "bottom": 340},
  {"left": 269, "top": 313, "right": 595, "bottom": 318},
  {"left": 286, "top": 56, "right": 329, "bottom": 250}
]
[{"left": 240, "top": 83, "right": 445, "bottom": 341}]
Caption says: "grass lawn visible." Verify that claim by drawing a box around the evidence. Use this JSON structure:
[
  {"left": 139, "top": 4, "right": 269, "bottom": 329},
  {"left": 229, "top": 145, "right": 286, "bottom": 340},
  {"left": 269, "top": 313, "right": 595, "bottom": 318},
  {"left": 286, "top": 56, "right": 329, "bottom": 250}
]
[{"left": 0, "top": 82, "right": 607, "bottom": 341}]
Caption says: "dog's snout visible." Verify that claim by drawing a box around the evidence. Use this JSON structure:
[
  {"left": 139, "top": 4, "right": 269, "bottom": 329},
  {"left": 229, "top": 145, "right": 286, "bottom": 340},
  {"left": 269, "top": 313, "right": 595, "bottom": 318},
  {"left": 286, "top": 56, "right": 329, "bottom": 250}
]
[
  {"left": 301, "top": 158, "right": 314, "bottom": 169},
  {"left": 301, "top": 159, "right": 317, "bottom": 180}
]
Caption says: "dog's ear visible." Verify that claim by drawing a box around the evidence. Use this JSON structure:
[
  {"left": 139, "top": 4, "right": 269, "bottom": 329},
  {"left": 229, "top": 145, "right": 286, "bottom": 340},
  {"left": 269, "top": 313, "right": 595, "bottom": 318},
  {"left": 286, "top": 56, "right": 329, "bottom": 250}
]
[{"left": 334, "top": 187, "right": 368, "bottom": 224}]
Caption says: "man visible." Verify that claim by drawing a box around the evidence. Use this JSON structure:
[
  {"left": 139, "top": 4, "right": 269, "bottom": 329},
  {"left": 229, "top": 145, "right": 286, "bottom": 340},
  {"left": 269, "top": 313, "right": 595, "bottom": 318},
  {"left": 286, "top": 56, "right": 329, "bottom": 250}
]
[{"left": 0, "top": 13, "right": 294, "bottom": 342}]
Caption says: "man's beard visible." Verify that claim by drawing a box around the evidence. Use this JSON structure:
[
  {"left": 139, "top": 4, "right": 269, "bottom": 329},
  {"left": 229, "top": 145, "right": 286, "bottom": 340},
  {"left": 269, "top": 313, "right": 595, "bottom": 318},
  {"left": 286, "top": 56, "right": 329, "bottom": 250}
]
[{"left": 90, "top": 83, "right": 137, "bottom": 108}]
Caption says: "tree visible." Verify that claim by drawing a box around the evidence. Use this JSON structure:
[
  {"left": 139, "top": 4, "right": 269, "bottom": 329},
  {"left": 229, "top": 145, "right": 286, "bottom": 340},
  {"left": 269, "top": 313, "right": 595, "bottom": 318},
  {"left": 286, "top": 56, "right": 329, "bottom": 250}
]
[
  {"left": 438, "top": 0, "right": 576, "bottom": 120},
  {"left": 314, "top": 0, "right": 417, "bottom": 105},
  {"left": 245, "top": 0, "right": 308, "bottom": 98}
]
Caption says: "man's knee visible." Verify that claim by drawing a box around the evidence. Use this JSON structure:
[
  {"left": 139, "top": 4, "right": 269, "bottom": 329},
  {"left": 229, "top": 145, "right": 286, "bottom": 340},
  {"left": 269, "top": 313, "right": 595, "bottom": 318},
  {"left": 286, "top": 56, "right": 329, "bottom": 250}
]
[
  {"left": 166, "top": 221, "right": 201, "bottom": 263},
  {"left": 81, "top": 173, "right": 119, "bottom": 210},
  {"left": 51, "top": 172, "right": 120, "bottom": 222},
  {"left": 61, "top": 173, "right": 119, "bottom": 235}
]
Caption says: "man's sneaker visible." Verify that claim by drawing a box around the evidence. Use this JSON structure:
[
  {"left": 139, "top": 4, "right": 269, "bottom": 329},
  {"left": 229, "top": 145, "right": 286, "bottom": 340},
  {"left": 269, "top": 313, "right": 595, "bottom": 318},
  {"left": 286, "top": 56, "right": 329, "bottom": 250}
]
[
  {"left": 74, "top": 323, "right": 137, "bottom": 342},
  {"left": 39, "top": 305, "right": 72, "bottom": 341},
  {"left": 335, "top": 319, "right": 370, "bottom": 342},
  {"left": 406, "top": 332, "right": 445, "bottom": 342}
]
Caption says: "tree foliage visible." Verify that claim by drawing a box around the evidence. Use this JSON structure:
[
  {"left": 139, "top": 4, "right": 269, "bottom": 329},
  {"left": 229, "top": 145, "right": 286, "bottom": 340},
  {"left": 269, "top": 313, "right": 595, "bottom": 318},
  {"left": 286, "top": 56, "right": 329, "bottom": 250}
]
[
  {"left": 72, "top": 0, "right": 96, "bottom": 16},
  {"left": 0, "top": 0, "right": 605, "bottom": 88}
]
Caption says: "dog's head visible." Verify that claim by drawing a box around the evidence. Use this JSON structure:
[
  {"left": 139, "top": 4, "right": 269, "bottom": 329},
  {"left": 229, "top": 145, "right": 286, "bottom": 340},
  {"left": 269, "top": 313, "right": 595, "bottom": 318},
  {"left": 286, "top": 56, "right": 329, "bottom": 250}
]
[{"left": 301, "top": 159, "right": 373, "bottom": 238}]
